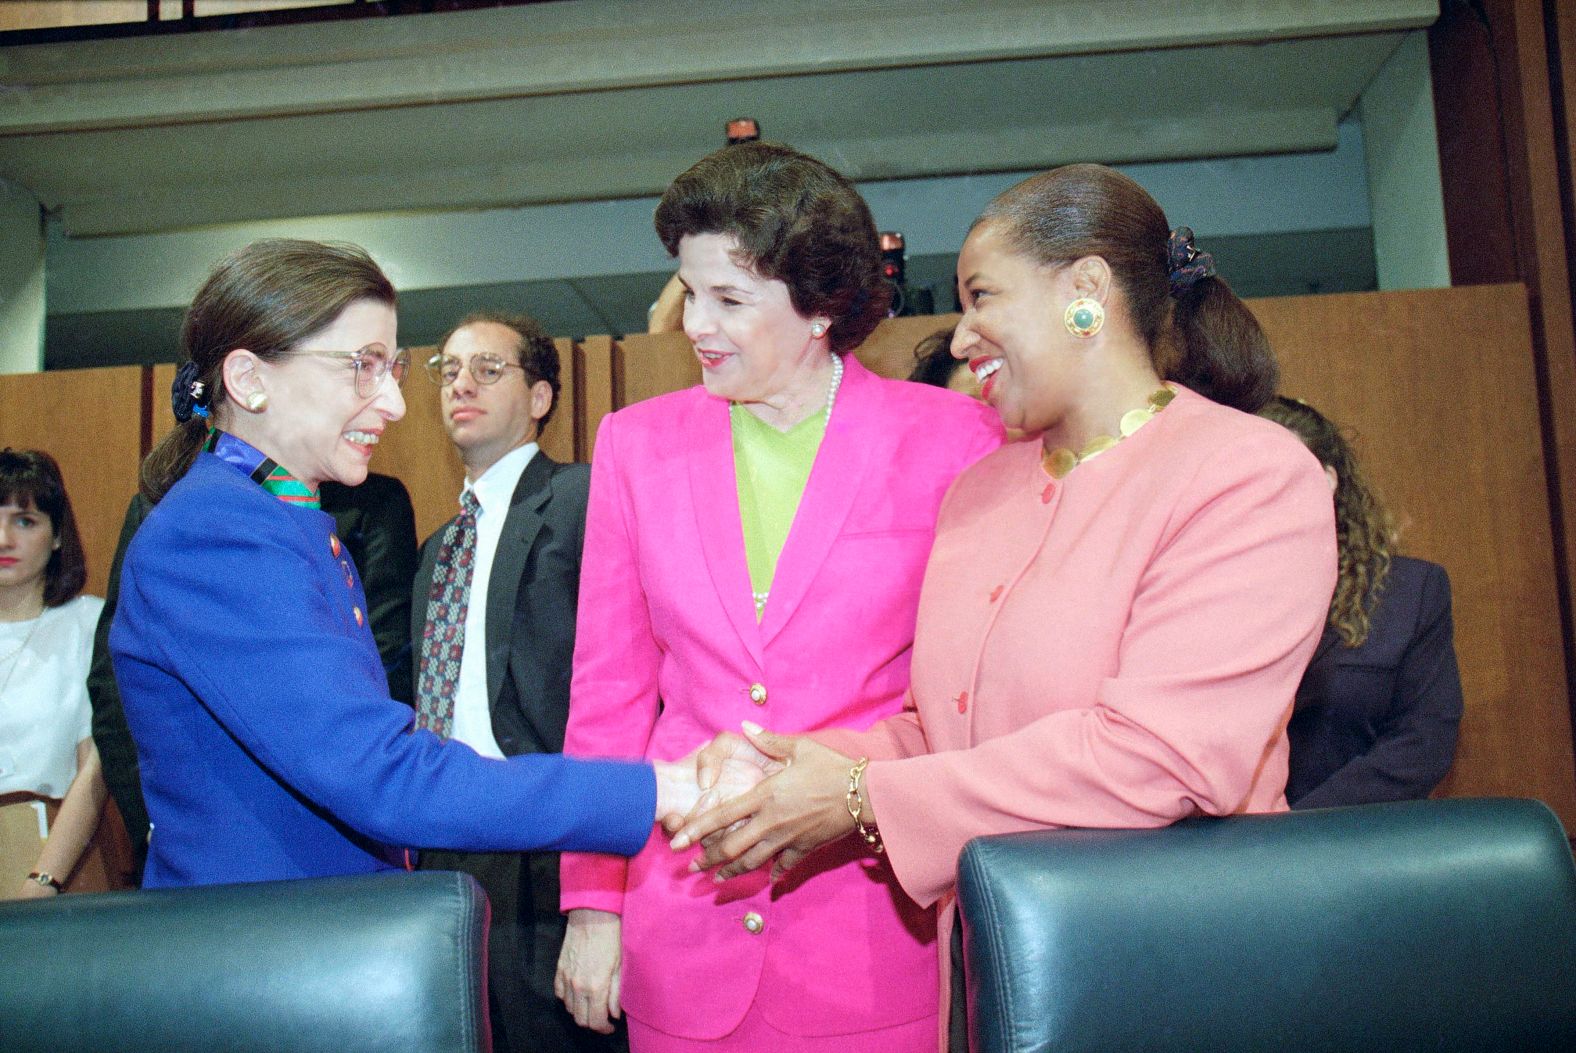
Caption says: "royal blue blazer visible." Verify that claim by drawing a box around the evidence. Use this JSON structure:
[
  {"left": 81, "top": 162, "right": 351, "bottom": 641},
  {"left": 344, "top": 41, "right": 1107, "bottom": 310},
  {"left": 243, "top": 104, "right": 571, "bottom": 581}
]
[{"left": 111, "top": 453, "right": 653, "bottom": 888}]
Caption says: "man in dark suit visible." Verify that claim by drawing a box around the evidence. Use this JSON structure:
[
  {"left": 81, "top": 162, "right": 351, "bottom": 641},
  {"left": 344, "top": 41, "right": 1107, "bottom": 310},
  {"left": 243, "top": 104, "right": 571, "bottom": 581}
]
[{"left": 413, "top": 311, "right": 620, "bottom": 1053}]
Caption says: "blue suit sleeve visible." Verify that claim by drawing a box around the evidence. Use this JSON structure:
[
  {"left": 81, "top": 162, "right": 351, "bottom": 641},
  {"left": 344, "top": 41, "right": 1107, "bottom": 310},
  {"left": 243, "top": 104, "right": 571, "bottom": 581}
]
[{"left": 129, "top": 495, "right": 654, "bottom": 856}]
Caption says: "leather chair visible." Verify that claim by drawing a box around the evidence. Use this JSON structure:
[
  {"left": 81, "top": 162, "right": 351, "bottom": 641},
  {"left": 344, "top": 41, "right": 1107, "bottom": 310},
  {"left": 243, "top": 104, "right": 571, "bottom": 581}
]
[
  {"left": 0, "top": 870, "right": 490, "bottom": 1053},
  {"left": 958, "top": 798, "right": 1576, "bottom": 1052}
]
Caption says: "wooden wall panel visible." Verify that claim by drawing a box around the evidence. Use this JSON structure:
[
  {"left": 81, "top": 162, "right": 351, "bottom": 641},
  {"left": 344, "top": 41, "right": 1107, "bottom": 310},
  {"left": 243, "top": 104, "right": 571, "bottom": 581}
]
[
  {"left": 577, "top": 336, "right": 615, "bottom": 460},
  {"left": 1252, "top": 284, "right": 1575, "bottom": 822},
  {"left": 0, "top": 366, "right": 143, "bottom": 598},
  {"left": 371, "top": 345, "right": 463, "bottom": 546}
]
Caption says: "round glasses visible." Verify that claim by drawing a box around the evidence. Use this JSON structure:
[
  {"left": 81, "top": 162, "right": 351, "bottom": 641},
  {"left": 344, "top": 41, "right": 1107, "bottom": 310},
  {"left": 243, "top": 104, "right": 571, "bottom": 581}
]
[
  {"left": 297, "top": 345, "right": 409, "bottom": 399},
  {"left": 425, "top": 352, "right": 527, "bottom": 387}
]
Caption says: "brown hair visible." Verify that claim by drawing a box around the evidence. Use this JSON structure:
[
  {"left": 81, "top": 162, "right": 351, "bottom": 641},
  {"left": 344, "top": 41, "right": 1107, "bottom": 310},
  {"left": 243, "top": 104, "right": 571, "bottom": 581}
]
[
  {"left": 436, "top": 310, "right": 563, "bottom": 430},
  {"left": 140, "top": 239, "right": 396, "bottom": 504},
  {"left": 0, "top": 448, "right": 87, "bottom": 607},
  {"left": 653, "top": 141, "right": 889, "bottom": 354},
  {"left": 908, "top": 326, "right": 963, "bottom": 388},
  {"left": 1260, "top": 396, "right": 1394, "bottom": 647},
  {"left": 976, "top": 163, "right": 1277, "bottom": 411}
]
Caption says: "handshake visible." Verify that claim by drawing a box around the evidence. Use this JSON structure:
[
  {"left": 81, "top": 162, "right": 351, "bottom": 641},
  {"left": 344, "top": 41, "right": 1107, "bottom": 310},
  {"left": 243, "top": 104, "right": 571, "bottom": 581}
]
[
  {"left": 557, "top": 723, "right": 872, "bottom": 1034},
  {"left": 648, "top": 721, "right": 867, "bottom": 882}
]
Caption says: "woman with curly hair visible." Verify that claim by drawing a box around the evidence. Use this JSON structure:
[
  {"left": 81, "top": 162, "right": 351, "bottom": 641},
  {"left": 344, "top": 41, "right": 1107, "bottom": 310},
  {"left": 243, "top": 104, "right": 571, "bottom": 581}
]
[{"left": 1259, "top": 395, "right": 1462, "bottom": 807}]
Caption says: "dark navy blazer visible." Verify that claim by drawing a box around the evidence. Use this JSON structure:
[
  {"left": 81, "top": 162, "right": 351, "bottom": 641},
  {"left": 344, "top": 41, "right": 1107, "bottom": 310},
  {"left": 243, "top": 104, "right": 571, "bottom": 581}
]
[
  {"left": 1286, "top": 555, "right": 1463, "bottom": 808},
  {"left": 111, "top": 452, "right": 653, "bottom": 888}
]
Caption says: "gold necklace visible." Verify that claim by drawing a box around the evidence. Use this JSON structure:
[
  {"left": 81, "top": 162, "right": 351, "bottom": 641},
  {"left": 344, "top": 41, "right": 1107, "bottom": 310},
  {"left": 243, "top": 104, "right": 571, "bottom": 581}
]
[{"left": 1042, "top": 386, "right": 1176, "bottom": 479}]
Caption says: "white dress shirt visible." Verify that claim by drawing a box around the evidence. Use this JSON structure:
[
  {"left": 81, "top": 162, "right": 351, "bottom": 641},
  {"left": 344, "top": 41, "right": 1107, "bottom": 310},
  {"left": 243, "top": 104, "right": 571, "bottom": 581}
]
[{"left": 449, "top": 442, "right": 538, "bottom": 758}]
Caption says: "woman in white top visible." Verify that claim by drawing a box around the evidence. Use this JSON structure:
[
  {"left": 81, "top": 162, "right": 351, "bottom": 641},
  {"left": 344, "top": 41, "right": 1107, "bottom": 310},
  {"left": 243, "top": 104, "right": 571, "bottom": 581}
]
[{"left": 0, "top": 448, "right": 107, "bottom": 899}]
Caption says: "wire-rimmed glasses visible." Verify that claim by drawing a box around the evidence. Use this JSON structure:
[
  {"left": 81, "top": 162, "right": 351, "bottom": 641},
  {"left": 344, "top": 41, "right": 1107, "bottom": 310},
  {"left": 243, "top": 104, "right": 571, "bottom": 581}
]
[
  {"left": 425, "top": 352, "right": 527, "bottom": 387},
  {"left": 296, "top": 344, "right": 410, "bottom": 399}
]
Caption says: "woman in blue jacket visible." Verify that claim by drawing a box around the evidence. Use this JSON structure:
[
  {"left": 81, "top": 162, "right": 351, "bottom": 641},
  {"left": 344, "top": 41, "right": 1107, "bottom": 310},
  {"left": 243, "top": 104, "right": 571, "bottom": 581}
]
[
  {"left": 1260, "top": 396, "right": 1463, "bottom": 808},
  {"left": 111, "top": 239, "right": 714, "bottom": 887}
]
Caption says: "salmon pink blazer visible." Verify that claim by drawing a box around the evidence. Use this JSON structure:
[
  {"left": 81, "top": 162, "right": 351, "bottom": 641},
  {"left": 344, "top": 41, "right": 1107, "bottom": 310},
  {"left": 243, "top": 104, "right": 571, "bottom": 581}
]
[{"left": 561, "top": 356, "right": 1001, "bottom": 1041}]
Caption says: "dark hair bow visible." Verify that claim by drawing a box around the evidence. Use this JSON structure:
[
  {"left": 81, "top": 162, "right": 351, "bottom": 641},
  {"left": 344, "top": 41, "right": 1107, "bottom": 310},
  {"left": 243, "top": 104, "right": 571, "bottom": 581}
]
[
  {"left": 1167, "top": 226, "right": 1216, "bottom": 297},
  {"left": 171, "top": 361, "right": 210, "bottom": 422}
]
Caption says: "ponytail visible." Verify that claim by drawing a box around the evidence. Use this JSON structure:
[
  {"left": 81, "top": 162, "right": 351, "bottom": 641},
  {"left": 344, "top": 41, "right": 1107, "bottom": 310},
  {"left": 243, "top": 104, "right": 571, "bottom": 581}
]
[
  {"left": 1167, "top": 274, "right": 1278, "bottom": 413},
  {"left": 980, "top": 167, "right": 1278, "bottom": 413}
]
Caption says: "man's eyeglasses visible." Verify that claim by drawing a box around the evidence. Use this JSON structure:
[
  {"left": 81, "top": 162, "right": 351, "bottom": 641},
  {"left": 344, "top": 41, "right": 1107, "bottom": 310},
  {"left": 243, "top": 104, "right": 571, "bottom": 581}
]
[
  {"left": 425, "top": 352, "right": 527, "bottom": 387},
  {"left": 297, "top": 344, "right": 409, "bottom": 399}
]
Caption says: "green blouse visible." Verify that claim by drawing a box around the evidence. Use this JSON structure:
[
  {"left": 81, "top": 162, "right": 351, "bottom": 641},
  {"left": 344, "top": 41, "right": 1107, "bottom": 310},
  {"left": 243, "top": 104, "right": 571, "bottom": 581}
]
[{"left": 731, "top": 403, "right": 828, "bottom": 620}]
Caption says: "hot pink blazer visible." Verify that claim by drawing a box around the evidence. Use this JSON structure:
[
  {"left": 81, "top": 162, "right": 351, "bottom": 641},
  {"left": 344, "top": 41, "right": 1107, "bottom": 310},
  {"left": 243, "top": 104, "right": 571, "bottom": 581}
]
[
  {"left": 561, "top": 356, "right": 1002, "bottom": 1040},
  {"left": 822, "top": 387, "right": 1337, "bottom": 1040}
]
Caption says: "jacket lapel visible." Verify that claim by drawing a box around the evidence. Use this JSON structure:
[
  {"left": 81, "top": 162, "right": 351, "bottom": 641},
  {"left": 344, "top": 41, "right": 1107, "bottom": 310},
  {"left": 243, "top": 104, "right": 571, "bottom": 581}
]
[
  {"left": 484, "top": 451, "right": 553, "bottom": 707},
  {"left": 687, "top": 393, "right": 765, "bottom": 667},
  {"left": 758, "top": 356, "right": 877, "bottom": 646}
]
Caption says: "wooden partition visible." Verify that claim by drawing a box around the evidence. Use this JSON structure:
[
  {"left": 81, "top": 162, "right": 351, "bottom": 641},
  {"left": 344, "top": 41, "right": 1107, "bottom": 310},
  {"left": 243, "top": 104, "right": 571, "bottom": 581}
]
[
  {"left": 6, "top": 284, "right": 1573, "bottom": 827},
  {"left": 0, "top": 365, "right": 144, "bottom": 598}
]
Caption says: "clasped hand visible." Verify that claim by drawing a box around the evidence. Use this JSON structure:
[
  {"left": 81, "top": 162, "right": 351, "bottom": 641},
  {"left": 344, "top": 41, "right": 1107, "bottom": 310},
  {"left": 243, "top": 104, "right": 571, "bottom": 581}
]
[
  {"left": 668, "top": 722, "right": 860, "bottom": 882},
  {"left": 557, "top": 727, "right": 861, "bottom": 1034}
]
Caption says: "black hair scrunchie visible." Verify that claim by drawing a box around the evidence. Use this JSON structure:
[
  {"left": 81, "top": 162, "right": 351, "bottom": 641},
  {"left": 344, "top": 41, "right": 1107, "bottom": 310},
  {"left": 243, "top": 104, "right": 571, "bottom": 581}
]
[
  {"left": 171, "top": 361, "right": 210, "bottom": 423},
  {"left": 1167, "top": 226, "right": 1217, "bottom": 297}
]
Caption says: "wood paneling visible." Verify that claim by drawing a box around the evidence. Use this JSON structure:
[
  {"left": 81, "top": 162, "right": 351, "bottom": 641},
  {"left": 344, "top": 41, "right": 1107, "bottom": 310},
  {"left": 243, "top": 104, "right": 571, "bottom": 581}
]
[
  {"left": 1253, "top": 285, "right": 1575, "bottom": 821},
  {"left": 0, "top": 366, "right": 143, "bottom": 598},
  {"left": 1431, "top": 0, "right": 1576, "bottom": 774},
  {"left": 577, "top": 336, "right": 615, "bottom": 460},
  {"left": 370, "top": 346, "right": 464, "bottom": 546}
]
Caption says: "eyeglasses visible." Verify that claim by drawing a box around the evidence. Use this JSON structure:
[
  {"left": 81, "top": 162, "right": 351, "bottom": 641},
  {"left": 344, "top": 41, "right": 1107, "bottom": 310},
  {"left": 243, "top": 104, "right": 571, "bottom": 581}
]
[
  {"left": 425, "top": 352, "right": 527, "bottom": 388},
  {"left": 296, "top": 344, "right": 410, "bottom": 399}
]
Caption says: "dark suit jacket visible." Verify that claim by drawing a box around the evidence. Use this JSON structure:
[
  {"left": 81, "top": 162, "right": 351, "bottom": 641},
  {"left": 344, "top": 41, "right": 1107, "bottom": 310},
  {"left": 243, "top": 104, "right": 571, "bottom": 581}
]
[
  {"left": 89, "top": 473, "right": 420, "bottom": 881},
  {"left": 411, "top": 452, "right": 590, "bottom": 910},
  {"left": 1286, "top": 555, "right": 1464, "bottom": 808}
]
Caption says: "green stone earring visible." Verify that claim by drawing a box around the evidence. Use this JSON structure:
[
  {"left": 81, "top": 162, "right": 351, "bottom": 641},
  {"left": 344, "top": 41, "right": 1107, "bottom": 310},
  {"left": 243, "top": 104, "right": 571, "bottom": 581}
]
[{"left": 1064, "top": 297, "right": 1104, "bottom": 338}]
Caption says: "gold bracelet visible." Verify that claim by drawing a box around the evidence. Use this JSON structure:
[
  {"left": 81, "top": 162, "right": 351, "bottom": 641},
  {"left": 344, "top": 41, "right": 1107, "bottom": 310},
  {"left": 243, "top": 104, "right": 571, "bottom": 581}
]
[
  {"left": 845, "top": 757, "right": 884, "bottom": 854},
  {"left": 27, "top": 871, "right": 63, "bottom": 893}
]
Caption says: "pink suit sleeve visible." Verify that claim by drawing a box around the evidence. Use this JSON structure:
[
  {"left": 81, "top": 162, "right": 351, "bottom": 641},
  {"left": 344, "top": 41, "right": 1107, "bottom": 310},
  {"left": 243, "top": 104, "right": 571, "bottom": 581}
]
[
  {"left": 560, "top": 416, "right": 664, "bottom": 915},
  {"left": 866, "top": 442, "right": 1337, "bottom": 909}
]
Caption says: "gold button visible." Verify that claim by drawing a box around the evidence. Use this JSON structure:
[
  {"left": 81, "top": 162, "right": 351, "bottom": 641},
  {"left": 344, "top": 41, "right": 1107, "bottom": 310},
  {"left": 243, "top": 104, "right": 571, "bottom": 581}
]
[
  {"left": 748, "top": 683, "right": 767, "bottom": 706},
  {"left": 353, "top": 606, "right": 364, "bottom": 627},
  {"left": 742, "top": 911, "right": 764, "bottom": 934}
]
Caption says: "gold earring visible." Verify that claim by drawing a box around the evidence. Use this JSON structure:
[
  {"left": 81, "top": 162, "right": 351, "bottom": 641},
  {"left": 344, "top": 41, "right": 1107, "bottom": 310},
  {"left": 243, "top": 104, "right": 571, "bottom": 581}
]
[
  {"left": 246, "top": 391, "right": 269, "bottom": 411},
  {"left": 1064, "top": 298, "right": 1104, "bottom": 339}
]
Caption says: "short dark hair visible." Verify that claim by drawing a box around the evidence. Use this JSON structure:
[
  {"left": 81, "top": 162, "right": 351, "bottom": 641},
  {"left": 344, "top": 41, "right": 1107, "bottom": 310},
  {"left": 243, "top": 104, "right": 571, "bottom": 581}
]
[
  {"left": 654, "top": 141, "right": 889, "bottom": 354},
  {"left": 908, "top": 326, "right": 963, "bottom": 387},
  {"left": 438, "top": 310, "right": 562, "bottom": 430},
  {"left": 0, "top": 448, "right": 87, "bottom": 607}
]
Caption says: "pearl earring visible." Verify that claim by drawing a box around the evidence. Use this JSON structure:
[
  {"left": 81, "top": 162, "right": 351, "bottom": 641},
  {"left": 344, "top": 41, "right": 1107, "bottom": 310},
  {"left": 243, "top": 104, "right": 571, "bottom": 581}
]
[
  {"left": 246, "top": 391, "right": 269, "bottom": 411},
  {"left": 810, "top": 322, "right": 828, "bottom": 339}
]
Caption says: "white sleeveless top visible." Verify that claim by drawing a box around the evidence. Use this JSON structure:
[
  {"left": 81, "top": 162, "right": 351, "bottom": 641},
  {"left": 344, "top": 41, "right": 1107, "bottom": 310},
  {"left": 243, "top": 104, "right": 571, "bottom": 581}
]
[{"left": 0, "top": 594, "right": 104, "bottom": 798}]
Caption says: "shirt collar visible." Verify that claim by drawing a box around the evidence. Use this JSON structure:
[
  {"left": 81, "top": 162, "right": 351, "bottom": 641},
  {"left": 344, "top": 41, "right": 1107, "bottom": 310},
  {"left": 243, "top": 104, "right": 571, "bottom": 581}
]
[{"left": 463, "top": 441, "right": 538, "bottom": 516}]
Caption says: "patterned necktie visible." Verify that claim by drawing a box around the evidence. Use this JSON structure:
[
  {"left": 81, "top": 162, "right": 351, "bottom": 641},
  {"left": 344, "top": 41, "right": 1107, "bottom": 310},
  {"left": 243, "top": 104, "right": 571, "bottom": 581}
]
[{"left": 415, "top": 489, "right": 480, "bottom": 738}]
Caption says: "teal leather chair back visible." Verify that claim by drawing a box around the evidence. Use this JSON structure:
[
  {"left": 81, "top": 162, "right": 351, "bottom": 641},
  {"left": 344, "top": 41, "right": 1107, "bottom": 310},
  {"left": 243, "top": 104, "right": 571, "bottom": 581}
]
[
  {"left": 0, "top": 870, "right": 490, "bottom": 1053},
  {"left": 958, "top": 799, "right": 1576, "bottom": 1052}
]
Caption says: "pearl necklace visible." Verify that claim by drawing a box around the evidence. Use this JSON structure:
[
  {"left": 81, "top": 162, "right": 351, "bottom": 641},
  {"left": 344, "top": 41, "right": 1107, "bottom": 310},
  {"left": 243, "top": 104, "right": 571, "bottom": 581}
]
[
  {"left": 742, "top": 353, "right": 845, "bottom": 617},
  {"left": 1042, "top": 386, "right": 1175, "bottom": 479}
]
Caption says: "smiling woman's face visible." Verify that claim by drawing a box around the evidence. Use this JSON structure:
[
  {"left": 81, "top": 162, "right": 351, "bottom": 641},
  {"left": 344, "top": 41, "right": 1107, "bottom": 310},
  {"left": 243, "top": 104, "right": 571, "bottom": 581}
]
[
  {"left": 678, "top": 232, "right": 825, "bottom": 405},
  {"left": 243, "top": 298, "right": 405, "bottom": 490}
]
